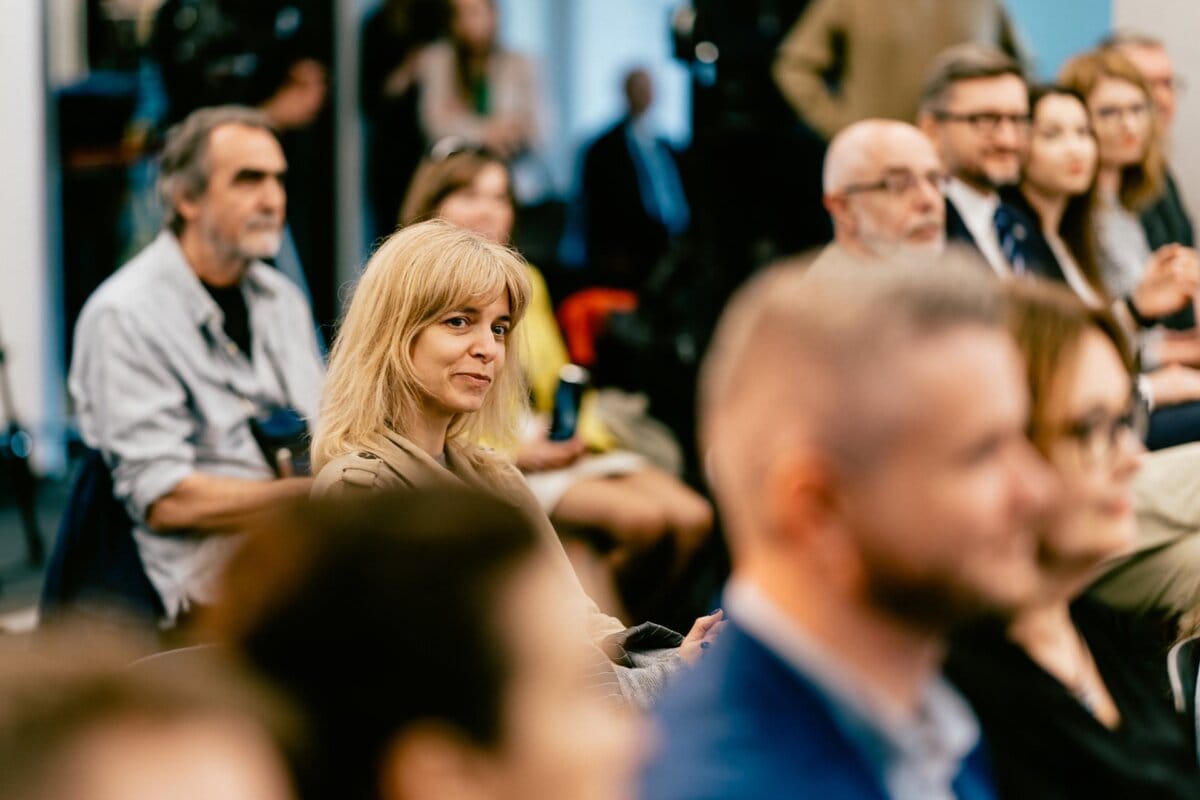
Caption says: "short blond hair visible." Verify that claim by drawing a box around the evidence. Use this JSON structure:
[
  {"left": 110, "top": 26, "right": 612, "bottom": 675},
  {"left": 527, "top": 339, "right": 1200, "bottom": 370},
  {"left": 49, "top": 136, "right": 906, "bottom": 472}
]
[{"left": 313, "top": 219, "right": 531, "bottom": 471}]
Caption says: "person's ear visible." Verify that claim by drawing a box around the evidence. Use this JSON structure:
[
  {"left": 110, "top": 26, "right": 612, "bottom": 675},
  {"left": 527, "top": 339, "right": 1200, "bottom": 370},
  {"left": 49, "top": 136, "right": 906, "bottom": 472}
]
[
  {"left": 763, "top": 447, "right": 867, "bottom": 589},
  {"left": 823, "top": 193, "right": 855, "bottom": 236},
  {"left": 762, "top": 448, "right": 839, "bottom": 546},
  {"left": 916, "top": 111, "right": 940, "bottom": 146},
  {"left": 175, "top": 187, "right": 204, "bottom": 225},
  {"left": 380, "top": 725, "right": 496, "bottom": 800}
]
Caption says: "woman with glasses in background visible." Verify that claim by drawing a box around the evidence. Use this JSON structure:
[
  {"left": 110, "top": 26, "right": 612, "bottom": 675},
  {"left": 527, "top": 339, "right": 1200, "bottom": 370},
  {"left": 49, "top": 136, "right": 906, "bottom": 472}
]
[
  {"left": 1059, "top": 50, "right": 1200, "bottom": 328},
  {"left": 1057, "top": 51, "right": 1200, "bottom": 449},
  {"left": 946, "top": 279, "right": 1200, "bottom": 799}
]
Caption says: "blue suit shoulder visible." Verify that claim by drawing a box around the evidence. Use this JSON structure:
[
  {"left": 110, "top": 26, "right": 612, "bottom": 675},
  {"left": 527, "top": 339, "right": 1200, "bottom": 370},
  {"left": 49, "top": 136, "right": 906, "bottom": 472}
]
[{"left": 640, "top": 621, "right": 889, "bottom": 800}]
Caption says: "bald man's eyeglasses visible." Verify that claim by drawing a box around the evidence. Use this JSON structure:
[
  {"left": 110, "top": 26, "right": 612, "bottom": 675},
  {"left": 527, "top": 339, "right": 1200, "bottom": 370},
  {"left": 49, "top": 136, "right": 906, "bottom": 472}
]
[{"left": 841, "top": 170, "right": 950, "bottom": 198}]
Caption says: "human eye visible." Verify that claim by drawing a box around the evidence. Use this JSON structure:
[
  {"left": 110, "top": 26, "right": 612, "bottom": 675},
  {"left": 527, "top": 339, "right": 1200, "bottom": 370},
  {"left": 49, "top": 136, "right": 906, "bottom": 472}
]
[
  {"left": 971, "top": 112, "right": 1002, "bottom": 129},
  {"left": 491, "top": 320, "right": 512, "bottom": 338},
  {"left": 960, "top": 433, "right": 1004, "bottom": 467},
  {"left": 883, "top": 173, "right": 917, "bottom": 193},
  {"left": 443, "top": 315, "right": 470, "bottom": 329}
]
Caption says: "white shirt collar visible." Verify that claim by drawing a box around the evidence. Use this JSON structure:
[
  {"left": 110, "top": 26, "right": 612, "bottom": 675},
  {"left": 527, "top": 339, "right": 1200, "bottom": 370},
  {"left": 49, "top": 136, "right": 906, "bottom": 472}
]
[{"left": 945, "top": 178, "right": 1009, "bottom": 276}]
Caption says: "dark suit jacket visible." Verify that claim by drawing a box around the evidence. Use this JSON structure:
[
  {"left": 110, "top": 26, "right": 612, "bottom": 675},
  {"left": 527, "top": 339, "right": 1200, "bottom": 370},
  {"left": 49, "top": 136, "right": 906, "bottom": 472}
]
[
  {"left": 580, "top": 118, "right": 679, "bottom": 289},
  {"left": 640, "top": 619, "right": 998, "bottom": 800},
  {"left": 1142, "top": 170, "right": 1194, "bottom": 250},
  {"left": 945, "top": 195, "right": 1065, "bottom": 283}
]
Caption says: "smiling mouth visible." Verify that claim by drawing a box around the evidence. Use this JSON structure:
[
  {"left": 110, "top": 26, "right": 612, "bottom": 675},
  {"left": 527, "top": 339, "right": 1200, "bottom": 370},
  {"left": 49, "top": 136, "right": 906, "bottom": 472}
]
[{"left": 457, "top": 373, "right": 493, "bottom": 386}]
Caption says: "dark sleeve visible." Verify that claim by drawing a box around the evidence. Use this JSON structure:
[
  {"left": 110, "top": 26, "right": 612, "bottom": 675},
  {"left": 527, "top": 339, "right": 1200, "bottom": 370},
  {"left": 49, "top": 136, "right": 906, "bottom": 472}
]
[{"left": 360, "top": 11, "right": 404, "bottom": 118}]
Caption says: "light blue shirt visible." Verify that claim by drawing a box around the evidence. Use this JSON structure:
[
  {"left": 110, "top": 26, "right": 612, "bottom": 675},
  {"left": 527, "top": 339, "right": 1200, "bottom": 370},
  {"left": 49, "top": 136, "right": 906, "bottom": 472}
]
[{"left": 69, "top": 232, "right": 324, "bottom": 619}]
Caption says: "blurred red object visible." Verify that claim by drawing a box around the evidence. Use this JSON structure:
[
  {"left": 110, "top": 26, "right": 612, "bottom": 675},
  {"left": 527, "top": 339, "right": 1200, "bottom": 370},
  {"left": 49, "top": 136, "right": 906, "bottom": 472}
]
[{"left": 556, "top": 288, "right": 638, "bottom": 366}]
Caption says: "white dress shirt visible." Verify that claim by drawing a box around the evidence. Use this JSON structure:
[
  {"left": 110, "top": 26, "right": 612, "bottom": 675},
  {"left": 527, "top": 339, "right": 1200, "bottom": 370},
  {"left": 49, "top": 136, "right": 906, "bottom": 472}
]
[{"left": 946, "top": 177, "right": 1008, "bottom": 275}]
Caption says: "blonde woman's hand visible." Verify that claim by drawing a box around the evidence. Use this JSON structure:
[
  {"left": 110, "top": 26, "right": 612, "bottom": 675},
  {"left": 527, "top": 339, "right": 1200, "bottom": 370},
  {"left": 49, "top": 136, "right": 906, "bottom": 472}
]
[{"left": 679, "top": 609, "right": 726, "bottom": 665}]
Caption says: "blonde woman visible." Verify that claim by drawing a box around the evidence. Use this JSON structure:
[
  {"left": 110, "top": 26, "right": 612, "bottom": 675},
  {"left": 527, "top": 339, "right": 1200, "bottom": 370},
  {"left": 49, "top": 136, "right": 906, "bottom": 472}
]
[
  {"left": 312, "top": 220, "right": 721, "bottom": 707},
  {"left": 399, "top": 146, "right": 713, "bottom": 624}
]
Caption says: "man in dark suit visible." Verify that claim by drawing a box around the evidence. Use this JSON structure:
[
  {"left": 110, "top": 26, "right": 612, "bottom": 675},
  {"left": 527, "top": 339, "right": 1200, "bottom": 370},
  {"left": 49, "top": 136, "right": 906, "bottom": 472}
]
[
  {"left": 917, "top": 44, "right": 1063, "bottom": 283},
  {"left": 577, "top": 68, "right": 689, "bottom": 291},
  {"left": 641, "top": 259, "right": 1055, "bottom": 799}
]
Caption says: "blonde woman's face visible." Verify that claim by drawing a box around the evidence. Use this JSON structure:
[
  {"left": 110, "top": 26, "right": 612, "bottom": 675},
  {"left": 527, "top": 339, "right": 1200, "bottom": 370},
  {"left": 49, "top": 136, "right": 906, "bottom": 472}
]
[
  {"left": 1087, "top": 77, "right": 1152, "bottom": 169},
  {"left": 436, "top": 163, "right": 515, "bottom": 245},
  {"left": 410, "top": 292, "right": 511, "bottom": 421}
]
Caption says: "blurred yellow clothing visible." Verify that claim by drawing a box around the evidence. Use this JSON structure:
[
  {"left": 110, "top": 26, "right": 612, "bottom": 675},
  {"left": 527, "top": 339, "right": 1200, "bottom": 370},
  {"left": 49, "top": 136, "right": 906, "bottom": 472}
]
[{"left": 521, "top": 265, "right": 617, "bottom": 452}]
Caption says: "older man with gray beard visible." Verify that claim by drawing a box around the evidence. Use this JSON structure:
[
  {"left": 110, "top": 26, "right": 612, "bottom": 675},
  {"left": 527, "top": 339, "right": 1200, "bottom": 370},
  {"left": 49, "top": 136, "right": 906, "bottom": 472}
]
[
  {"left": 68, "top": 106, "right": 324, "bottom": 625},
  {"left": 805, "top": 119, "right": 948, "bottom": 278}
]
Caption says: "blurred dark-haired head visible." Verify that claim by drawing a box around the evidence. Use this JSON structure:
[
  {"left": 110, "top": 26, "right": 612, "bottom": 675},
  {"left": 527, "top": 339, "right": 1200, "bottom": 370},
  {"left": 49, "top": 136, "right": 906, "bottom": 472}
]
[{"left": 222, "top": 487, "right": 636, "bottom": 800}]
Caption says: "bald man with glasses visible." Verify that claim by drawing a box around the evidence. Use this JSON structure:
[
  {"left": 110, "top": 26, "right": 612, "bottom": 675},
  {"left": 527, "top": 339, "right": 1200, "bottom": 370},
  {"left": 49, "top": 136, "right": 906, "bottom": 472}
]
[{"left": 804, "top": 119, "right": 948, "bottom": 278}]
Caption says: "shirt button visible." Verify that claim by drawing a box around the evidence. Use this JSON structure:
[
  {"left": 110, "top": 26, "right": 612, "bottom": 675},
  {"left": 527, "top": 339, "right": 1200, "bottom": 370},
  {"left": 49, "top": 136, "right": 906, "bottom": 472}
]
[{"left": 226, "top": 342, "right": 239, "bottom": 356}]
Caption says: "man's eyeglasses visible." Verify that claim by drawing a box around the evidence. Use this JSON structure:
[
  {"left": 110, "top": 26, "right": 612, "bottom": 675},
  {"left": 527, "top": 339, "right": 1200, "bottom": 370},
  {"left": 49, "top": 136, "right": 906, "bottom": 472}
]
[
  {"left": 1092, "top": 102, "right": 1151, "bottom": 125},
  {"left": 1146, "top": 75, "right": 1187, "bottom": 95},
  {"left": 841, "top": 170, "right": 950, "bottom": 198},
  {"left": 1046, "top": 403, "right": 1148, "bottom": 468},
  {"left": 931, "top": 111, "right": 1032, "bottom": 134}
]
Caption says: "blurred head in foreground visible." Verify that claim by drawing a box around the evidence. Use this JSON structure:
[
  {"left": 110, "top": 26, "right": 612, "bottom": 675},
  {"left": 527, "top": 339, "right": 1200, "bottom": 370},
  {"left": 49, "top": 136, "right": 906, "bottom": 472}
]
[
  {"left": 0, "top": 631, "right": 294, "bottom": 800},
  {"left": 701, "top": 254, "right": 1055, "bottom": 632},
  {"left": 222, "top": 487, "right": 638, "bottom": 800}
]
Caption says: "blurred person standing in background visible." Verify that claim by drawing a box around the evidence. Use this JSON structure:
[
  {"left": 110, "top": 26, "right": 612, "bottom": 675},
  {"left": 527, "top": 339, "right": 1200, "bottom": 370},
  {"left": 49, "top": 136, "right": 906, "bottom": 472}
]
[
  {"left": 773, "top": 0, "right": 1024, "bottom": 142},
  {"left": 575, "top": 67, "right": 690, "bottom": 292},
  {"left": 149, "top": 0, "right": 336, "bottom": 324},
  {"left": 360, "top": 0, "right": 446, "bottom": 241},
  {"left": 417, "top": 0, "right": 552, "bottom": 204}
]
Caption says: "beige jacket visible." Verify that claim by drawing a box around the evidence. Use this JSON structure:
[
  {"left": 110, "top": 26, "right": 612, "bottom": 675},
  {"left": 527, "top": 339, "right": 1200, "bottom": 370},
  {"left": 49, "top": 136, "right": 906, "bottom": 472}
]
[
  {"left": 773, "top": 0, "right": 1023, "bottom": 139},
  {"left": 313, "top": 429, "right": 627, "bottom": 644}
]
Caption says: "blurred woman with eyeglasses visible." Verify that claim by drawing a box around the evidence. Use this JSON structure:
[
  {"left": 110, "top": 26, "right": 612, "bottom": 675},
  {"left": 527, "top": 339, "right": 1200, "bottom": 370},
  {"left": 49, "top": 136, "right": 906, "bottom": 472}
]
[
  {"left": 1053, "top": 52, "right": 1200, "bottom": 449},
  {"left": 946, "top": 279, "right": 1200, "bottom": 799},
  {"left": 1059, "top": 50, "right": 1200, "bottom": 332}
]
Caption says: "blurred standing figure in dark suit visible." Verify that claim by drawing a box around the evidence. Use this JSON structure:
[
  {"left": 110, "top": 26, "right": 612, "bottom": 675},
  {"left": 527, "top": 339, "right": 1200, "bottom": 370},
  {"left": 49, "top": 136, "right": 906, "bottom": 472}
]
[
  {"left": 360, "top": 0, "right": 446, "bottom": 242},
  {"left": 578, "top": 68, "right": 690, "bottom": 292},
  {"left": 149, "top": 0, "right": 336, "bottom": 326}
]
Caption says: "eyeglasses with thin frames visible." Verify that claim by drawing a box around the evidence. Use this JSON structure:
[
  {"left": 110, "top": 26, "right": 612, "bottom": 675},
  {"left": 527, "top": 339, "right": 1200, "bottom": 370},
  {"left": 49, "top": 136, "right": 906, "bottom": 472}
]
[
  {"left": 1042, "top": 400, "right": 1148, "bottom": 469},
  {"left": 841, "top": 170, "right": 950, "bottom": 198},
  {"left": 931, "top": 110, "right": 1032, "bottom": 134},
  {"left": 1092, "top": 102, "right": 1151, "bottom": 125}
]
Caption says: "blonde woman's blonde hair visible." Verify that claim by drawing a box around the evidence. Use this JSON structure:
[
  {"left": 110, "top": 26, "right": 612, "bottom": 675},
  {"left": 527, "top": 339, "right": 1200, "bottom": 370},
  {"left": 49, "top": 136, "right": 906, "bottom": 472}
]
[
  {"left": 1059, "top": 48, "right": 1166, "bottom": 212},
  {"left": 313, "top": 219, "right": 531, "bottom": 471}
]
